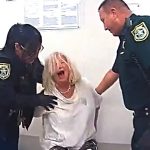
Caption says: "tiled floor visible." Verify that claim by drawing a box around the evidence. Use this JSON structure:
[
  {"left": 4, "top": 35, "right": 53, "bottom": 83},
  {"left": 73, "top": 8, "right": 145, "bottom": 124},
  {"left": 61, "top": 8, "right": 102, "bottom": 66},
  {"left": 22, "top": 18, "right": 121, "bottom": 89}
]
[{"left": 19, "top": 135, "right": 131, "bottom": 150}]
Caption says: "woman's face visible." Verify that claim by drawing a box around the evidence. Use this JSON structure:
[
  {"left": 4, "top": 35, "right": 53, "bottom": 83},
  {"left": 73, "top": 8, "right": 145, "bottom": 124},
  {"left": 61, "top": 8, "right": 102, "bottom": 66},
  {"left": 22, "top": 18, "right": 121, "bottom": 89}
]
[{"left": 52, "top": 55, "right": 70, "bottom": 85}]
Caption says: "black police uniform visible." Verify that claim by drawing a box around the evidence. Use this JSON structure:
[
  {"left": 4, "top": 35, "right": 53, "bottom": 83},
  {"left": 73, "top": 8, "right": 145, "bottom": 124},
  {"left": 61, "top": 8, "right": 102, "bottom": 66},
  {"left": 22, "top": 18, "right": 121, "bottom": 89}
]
[
  {"left": 0, "top": 49, "right": 43, "bottom": 150},
  {"left": 112, "top": 14, "right": 150, "bottom": 150}
]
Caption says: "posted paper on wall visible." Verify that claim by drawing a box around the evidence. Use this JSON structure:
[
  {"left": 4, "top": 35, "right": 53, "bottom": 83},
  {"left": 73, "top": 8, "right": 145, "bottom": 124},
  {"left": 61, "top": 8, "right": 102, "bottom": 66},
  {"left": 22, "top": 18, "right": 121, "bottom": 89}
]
[{"left": 24, "top": 0, "right": 79, "bottom": 29}]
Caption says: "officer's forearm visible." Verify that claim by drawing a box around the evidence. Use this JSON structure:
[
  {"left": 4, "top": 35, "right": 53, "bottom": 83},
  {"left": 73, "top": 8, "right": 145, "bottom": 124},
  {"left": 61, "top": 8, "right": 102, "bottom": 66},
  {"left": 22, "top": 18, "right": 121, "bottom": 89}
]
[
  {"left": 95, "top": 69, "right": 119, "bottom": 95},
  {"left": 15, "top": 94, "right": 40, "bottom": 108}
]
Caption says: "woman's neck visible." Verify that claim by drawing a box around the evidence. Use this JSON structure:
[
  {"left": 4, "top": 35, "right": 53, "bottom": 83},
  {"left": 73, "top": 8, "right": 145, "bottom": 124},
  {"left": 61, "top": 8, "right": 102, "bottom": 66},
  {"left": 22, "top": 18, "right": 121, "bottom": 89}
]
[
  {"left": 55, "top": 83, "right": 75, "bottom": 98},
  {"left": 55, "top": 82, "right": 71, "bottom": 94}
]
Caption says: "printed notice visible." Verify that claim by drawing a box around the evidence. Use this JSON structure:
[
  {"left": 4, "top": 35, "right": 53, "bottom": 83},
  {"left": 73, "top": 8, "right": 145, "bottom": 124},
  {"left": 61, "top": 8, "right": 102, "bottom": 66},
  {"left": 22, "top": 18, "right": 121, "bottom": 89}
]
[{"left": 24, "top": 0, "right": 79, "bottom": 29}]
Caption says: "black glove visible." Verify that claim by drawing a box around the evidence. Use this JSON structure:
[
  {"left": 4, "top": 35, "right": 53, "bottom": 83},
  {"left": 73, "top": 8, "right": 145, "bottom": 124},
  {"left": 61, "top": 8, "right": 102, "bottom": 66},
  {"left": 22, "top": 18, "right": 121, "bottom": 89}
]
[{"left": 37, "top": 94, "right": 57, "bottom": 109}]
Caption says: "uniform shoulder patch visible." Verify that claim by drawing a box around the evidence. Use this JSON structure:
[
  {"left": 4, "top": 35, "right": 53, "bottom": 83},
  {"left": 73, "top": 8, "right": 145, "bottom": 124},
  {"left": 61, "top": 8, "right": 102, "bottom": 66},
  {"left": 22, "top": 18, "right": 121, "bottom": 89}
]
[
  {"left": 0, "top": 63, "right": 11, "bottom": 80},
  {"left": 131, "top": 22, "right": 149, "bottom": 42}
]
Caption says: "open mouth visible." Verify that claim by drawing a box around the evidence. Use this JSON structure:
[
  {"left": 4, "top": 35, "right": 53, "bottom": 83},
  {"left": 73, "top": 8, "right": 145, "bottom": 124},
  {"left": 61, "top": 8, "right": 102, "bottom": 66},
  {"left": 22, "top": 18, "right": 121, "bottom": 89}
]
[{"left": 57, "top": 70, "right": 65, "bottom": 77}]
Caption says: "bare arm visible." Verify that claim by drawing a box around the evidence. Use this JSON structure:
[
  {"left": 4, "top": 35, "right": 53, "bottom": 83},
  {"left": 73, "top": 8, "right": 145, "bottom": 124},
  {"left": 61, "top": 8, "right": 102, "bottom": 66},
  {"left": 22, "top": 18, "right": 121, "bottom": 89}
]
[{"left": 95, "top": 69, "right": 119, "bottom": 95}]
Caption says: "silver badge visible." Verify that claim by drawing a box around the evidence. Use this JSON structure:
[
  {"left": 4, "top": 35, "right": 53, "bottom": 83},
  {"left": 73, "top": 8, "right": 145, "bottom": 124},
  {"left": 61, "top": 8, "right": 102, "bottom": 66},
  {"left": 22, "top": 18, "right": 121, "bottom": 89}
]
[{"left": 0, "top": 63, "right": 11, "bottom": 80}]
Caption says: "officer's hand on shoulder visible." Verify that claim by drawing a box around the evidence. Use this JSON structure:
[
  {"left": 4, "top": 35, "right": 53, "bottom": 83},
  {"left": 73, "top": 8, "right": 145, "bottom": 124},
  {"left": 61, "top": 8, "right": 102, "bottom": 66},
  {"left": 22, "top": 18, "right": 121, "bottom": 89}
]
[{"left": 37, "top": 90, "right": 58, "bottom": 109}]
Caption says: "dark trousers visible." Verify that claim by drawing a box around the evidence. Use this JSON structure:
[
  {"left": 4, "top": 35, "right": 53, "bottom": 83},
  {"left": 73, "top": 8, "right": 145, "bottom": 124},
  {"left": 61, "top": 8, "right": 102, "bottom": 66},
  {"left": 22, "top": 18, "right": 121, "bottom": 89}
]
[
  {"left": 131, "top": 110, "right": 150, "bottom": 150},
  {"left": 0, "top": 137, "right": 18, "bottom": 150},
  {"left": 0, "top": 125, "right": 19, "bottom": 150}
]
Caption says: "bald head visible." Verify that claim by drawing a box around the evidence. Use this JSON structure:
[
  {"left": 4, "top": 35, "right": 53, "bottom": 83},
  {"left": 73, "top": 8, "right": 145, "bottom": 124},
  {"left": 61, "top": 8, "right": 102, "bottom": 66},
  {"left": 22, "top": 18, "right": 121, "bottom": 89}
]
[{"left": 98, "top": 0, "right": 130, "bottom": 12}]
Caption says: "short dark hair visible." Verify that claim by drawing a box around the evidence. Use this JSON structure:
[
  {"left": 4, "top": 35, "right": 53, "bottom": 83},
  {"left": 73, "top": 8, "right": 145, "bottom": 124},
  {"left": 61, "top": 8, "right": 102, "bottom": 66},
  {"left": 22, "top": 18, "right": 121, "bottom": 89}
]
[
  {"left": 98, "top": 0, "right": 130, "bottom": 11},
  {"left": 4, "top": 23, "right": 42, "bottom": 53}
]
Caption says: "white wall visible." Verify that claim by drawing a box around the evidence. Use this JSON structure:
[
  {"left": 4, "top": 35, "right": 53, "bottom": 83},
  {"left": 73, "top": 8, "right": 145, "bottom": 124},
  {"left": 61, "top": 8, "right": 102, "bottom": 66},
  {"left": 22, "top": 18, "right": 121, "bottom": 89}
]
[{"left": 0, "top": 0, "right": 149, "bottom": 144}]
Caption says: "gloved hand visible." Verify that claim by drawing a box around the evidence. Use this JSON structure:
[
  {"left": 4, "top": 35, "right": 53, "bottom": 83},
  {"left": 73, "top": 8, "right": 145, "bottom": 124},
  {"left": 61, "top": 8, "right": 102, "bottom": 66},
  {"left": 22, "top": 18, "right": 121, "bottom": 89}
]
[{"left": 37, "top": 94, "right": 57, "bottom": 109}]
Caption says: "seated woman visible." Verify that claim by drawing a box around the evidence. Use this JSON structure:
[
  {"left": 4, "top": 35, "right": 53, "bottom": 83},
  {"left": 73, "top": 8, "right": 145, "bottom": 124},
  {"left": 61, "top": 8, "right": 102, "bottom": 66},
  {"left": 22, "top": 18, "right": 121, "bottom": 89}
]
[{"left": 34, "top": 52, "right": 102, "bottom": 150}]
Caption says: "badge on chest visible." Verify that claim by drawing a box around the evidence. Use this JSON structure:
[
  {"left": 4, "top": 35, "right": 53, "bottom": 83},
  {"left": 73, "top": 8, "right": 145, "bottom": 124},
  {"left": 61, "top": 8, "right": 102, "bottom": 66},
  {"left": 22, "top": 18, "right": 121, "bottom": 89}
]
[{"left": 0, "top": 63, "right": 10, "bottom": 80}]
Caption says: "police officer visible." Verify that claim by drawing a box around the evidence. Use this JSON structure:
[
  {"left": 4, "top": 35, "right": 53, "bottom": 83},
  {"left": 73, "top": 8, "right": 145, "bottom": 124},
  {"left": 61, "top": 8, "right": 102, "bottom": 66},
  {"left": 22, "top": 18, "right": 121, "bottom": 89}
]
[
  {"left": 96, "top": 0, "right": 150, "bottom": 150},
  {"left": 0, "top": 23, "right": 57, "bottom": 150}
]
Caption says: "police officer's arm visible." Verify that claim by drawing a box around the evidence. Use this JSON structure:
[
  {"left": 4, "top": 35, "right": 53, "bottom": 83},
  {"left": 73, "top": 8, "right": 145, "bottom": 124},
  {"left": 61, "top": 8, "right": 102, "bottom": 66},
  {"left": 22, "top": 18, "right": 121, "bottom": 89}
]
[
  {"left": 96, "top": 50, "right": 119, "bottom": 95},
  {"left": 0, "top": 58, "right": 57, "bottom": 108},
  {"left": 95, "top": 69, "right": 119, "bottom": 95},
  {"left": 0, "top": 79, "right": 57, "bottom": 109}
]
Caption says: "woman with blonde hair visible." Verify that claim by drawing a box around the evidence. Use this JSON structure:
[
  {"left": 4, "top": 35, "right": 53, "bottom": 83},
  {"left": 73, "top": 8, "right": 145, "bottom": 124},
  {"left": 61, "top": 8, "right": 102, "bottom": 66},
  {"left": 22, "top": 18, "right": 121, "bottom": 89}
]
[{"left": 34, "top": 52, "right": 102, "bottom": 150}]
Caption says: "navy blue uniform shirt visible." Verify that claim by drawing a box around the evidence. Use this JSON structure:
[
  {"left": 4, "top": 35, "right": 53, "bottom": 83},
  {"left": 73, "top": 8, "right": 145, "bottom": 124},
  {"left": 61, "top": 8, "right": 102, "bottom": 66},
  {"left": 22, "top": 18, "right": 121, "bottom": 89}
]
[
  {"left": 112, "top": 14, "right": 150, "bottom": 110},
  {"left": 0, "top": 49, "right": 43, "bottom": 134}
]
